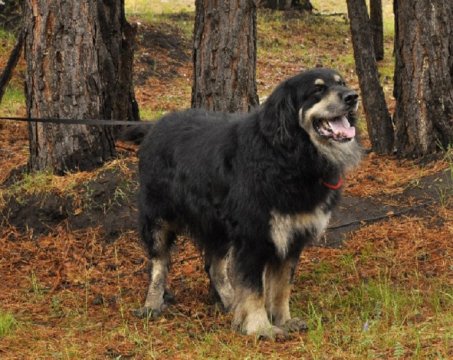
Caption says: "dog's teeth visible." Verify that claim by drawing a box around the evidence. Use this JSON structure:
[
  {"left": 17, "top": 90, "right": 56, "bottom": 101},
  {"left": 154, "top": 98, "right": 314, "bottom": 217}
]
[
  {"left": 341, "top": 116, "right": 351, "bottom": 128},
  {"left": 322, "top": 122, "right": 332, "bottom": 132}
]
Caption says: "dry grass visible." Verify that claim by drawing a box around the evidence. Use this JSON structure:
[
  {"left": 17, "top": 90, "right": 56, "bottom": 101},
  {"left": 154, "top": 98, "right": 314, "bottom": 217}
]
[
  {"left": 345, "top": 152, "right": 449, "bottom": 197},
  {"left": 1, "top": 202, "right": 451, "bottom": 359}
]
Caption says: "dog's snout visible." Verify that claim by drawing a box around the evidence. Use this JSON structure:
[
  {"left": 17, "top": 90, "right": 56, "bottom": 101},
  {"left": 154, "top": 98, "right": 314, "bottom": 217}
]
[{"left": 343, "top": 91, "right": 358, "bottom": 106}]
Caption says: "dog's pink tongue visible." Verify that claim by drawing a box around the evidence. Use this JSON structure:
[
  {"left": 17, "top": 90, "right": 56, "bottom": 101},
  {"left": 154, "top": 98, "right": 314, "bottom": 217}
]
[{"left": 329, "top": 116, "right": 356, "bottom": 139}]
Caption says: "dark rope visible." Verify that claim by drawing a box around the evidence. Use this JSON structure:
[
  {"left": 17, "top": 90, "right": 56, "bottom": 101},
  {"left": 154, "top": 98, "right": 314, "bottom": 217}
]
[{"left": 0, "top": 115, "right": 153, "bottom": 126}]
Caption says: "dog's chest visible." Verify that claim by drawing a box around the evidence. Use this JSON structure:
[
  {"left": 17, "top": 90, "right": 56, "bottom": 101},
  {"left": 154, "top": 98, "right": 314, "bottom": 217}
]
[{"left": 269, "top": 206, "right": 331, "bottom": 259}]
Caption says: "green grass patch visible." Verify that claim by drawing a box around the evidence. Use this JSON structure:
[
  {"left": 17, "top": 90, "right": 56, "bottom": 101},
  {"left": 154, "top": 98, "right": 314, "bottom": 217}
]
[
  {"left": 125, "top": 0, "right": 194, "bottom": 38},
  {"left": 338, "top": 53, "right": 356, "bottom": 68},
  {"left": 377, "top": 60, "right": 394, "bottom": 80},
  {"left": 0, "top": 85, "right": 26, "bottom": 117},
  {"left": 9, "top": 171, "right": 55, "bottom": 197},
  {"left": 139, "top": 108, "right": 168, "bottom": 121},
  {"left": 0, "top": 310, "right": 17, "bottom": 338},
  {"left": 125, "top": 0, "right": 194, "bottom": 16},
  {"left": 381, "top": 1, "right": 395, "bottom": 38},
  {"left": 441, "top": 143, "right": 453, "bottom": 180},
  {"left": 257, "top": 9, "right": 352, "bottom": 73},
  {"left": 344, "top": 279, "right": 421, "bottom": 323},
  {"left": 312, "top": 0, "right": 348, "bottom": 13},
  {"left": 0, "top": 28, "right": 16, "bottom": 54},
  {"left": 29, "top": 271, "right": 47, "bottom": 300},
  {"left": 0, "top": 170, "right": 68, "bottom": 208},
  {"left": 291, "top": 267, "right": 453, "bottom": 358}
]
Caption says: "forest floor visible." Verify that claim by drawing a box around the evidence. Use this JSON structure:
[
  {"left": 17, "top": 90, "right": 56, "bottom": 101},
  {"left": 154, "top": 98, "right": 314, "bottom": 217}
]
[{"left": 0, "top": 1, "right": 452, "bottom": 359}]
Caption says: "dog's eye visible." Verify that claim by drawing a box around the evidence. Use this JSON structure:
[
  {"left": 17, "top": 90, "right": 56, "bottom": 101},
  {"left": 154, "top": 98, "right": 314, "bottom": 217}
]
[{"left": 314, "top": 84, "right": 326, "bottom": 94}]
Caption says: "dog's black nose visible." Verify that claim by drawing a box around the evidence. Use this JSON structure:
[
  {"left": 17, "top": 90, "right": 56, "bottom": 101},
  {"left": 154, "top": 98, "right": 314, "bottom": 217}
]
[{"left": 343, "top": 91, "right": 359, "bottom": 106}]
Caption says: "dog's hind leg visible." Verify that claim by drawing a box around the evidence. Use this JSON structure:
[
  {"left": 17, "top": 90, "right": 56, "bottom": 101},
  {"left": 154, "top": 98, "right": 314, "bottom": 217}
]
[
  {"left": 134, "top": 218, "right": 176, "bottom": 319},
  {"left": 264, "top": 258, "right": 307, "bottom": 333}
]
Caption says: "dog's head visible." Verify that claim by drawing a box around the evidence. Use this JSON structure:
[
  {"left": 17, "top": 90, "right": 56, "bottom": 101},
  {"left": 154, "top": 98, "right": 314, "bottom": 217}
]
[{"left": 260, "top": 68, "right": 361, "bottom": 169}]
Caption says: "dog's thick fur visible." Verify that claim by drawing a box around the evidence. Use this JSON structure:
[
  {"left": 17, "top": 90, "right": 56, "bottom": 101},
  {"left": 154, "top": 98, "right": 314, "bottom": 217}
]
[{"left": 135, "top": 68, "right": 361, "bottom": 338}]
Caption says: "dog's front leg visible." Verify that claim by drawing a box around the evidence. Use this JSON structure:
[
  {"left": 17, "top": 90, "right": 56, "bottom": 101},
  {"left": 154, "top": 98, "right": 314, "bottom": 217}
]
[
  {"left": 230, "top": 250, "right": 288, "bottom": 340},
  {"left": 264, "top": 257, "right": 308, "bottom": 333}
]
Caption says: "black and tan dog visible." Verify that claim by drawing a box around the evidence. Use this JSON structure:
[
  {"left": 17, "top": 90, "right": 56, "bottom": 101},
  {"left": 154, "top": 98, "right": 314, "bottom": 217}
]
[{"left": 133, "top": 68, "right": 361, "bottom": 339}]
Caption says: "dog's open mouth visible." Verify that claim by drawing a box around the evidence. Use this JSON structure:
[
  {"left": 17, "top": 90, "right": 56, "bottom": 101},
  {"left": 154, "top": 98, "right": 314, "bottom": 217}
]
[{"left": 314, "top": 115, "right": 356, "bottom": 142}]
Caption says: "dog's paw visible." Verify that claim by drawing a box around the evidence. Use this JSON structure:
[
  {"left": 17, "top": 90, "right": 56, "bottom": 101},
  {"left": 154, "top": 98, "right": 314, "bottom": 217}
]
[
  {"left": 221, "top": 303, "right": 233, "bottom": 313},
  {"left": 281, "top": 317, "right": 308, "bottom": 333},
  {"left": 256, "top": 326, "right": 291, "bottom": 342},
  {"left": 212, "top": 300, "right": 231, "bottom": 314},
  {"left": 132, "top": 306, "right": 163, "bottom": 319},
  {"left": 163, "top": 289, "right": 176, "bottom": 305},
  {"left": 233, "top": 322, "right": 290, "bottom": 341}
]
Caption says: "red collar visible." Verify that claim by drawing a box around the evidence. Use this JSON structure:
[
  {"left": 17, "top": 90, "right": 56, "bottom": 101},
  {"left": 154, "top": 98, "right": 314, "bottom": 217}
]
[{"left": 322, "top": 176, "right": 343, "bottom": 190}]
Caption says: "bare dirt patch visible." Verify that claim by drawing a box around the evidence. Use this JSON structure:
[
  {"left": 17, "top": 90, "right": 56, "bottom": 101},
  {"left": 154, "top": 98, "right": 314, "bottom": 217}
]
[
  {"left": 325, "top": 168, "right": 452, "bottom": 246},
  {"left": 2, "top": 158, "right": 139, "bottom": 242}
]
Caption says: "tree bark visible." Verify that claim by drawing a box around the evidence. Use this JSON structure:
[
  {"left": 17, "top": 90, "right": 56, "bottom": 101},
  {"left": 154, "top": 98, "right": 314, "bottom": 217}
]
[
  {"left": 192, "top": 0, "right": 259, "bottom": 112},
  {"left": 346, "top": 0, "right": 394, "bottom": 154},
  {"left": 24, "top": 0, "right": 138, "bottom": 174},
  {"left": 393, "top": 0, "right": 453, "bottom": 157},
  {"left": 369, "top": 0, "right": 384, "bottom": 61}
]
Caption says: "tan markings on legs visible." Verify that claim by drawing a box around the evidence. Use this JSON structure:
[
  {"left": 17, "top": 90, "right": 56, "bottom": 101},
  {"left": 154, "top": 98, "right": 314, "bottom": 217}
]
[
  {"left": 144, "top": 256, "right": 169, "bottom": 310},
  {"left": 264, "top": 260, "right": 294, "bottom": 326},
  {"left": 209, "top": 254, "right": 234, "bottom": 311},
  {"left": 144, "top": 225, "right": 171, "bottom": 312},
  {"left": 232, "top": 287, "right": 274, "bottom": 336}
]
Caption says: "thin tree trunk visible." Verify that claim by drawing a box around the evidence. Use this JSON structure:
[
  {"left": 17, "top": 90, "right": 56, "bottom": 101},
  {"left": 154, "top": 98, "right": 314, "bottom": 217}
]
[
  {"left": 370, "top": 0, "right": 384, "bottom": 61},
  {"left": 346, "top": 0, "right": 394, "bottom": 154},
  {"left": 192, "top": 0, "right": 259, "bottom": 112},
  {"left": 393, "top": 0, "right": 453, "bottom": 157},
  {"left": 24, "top": 0, "right": 138, "bottom": 174}
]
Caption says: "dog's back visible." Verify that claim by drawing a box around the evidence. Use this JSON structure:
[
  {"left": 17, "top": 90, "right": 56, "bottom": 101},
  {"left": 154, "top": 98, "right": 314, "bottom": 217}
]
[{"left": 137, "top": 109, "right": 247, "bottom": 252}]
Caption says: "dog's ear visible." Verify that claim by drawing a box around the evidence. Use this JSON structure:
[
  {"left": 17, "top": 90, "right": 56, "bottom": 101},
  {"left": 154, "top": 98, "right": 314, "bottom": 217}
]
[{"left": 260, "top": 83, "right": 297, "bottom": 145}]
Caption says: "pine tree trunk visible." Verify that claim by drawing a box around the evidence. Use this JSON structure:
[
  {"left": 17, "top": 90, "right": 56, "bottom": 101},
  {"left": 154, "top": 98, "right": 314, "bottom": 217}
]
[
  {"left": 24, "top": 0, "right": 138, "bottom": 174},
  {"left": 369, "top": 0, "right": 384, "bottom": 61},
  {"left": 393, "top": 0, "right": 453, "bottom": 157},
  {"left": 192, "top": 0, "right": 259, "bottom": 112},
  {"left": 346, "top": 0, "right": 394, "bottom": 154}
]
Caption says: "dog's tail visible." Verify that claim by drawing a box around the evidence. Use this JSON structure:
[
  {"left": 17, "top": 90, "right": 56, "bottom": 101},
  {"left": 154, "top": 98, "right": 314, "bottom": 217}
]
[{"left": 118, "top": 124, "right": 151, "bottom": 145}]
